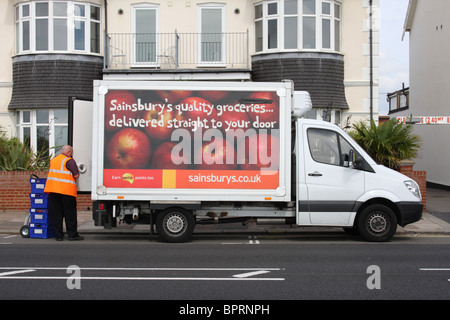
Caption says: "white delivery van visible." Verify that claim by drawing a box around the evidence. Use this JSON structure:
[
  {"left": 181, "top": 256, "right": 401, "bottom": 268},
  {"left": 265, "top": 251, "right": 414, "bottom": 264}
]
[{"left": 71, "top": 80, "right": 422, "bottom": 242}]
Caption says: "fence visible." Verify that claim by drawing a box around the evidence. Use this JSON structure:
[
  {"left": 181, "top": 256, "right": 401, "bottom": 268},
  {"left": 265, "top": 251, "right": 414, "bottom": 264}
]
[{"left": 105, "top": 31, "right": 249, "bottom": 70}]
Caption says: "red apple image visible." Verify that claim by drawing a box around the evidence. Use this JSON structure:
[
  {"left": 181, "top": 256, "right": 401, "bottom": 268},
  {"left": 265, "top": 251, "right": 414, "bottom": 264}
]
[
  {"left": 156, "top": 90, "right": 192, "bottom": 103},
  {"left": 237, "top": 133, "right": 279, "bottom": 171},
  {"left": 196, "top": 137, "right": 237, "bottom": 170},
  {"left": 200, "top": 90, "right": 228, "bottom": 102},
  {"left": 246, "top": 91, "right": 279, "bottom": 125},
  {"left": 105, "top": 90, "right": 141, "bottom": 133},
  {"left": 107, "top": 128, "right": 151, "bottom": 169},
  {"left": 151, "top": 142, "right": 190, "bottom": 169},
  {"left": 143, "top": 108, "right": 183, "bottom": 141}
]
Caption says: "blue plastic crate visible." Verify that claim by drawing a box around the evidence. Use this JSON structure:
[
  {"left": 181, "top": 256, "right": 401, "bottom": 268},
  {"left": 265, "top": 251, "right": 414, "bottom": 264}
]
[
  {"left": 30, "top": 208, "right": 48, "bottom": 214},
  {"left": 30, "top": 178, "right": 47, "bottom": 194},
  {"left": 30, "top": 210, "right": 50, "bottom": 224},
  {"left": 29, "top": 223, "right": 55, "bottom": 239},
  {"left": 30, "top": 193, "right": 48, "bottom": 209}
]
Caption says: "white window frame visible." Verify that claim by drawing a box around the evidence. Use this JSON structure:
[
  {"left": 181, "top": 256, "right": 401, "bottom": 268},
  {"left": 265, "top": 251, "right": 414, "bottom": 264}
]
[
  {"left": 131, "top": 4, "right": 160, "bottom": 67},
  {"left": 16, "top": 109, "right": 69, "bottom": 157},
  {"left": 254, "top": 0, "right": 341, "bottom": 53},
  {"left": 14, "top": 1, "right": 101, "bottom": 55},
  {"left": 266, "top": 1, "right": 280, "bottom": 51},
  {"left": 301, "top": 0, "right": 317, "bottom": 50},
  {"left": 90, "top": 5, "right": 101, "bottom": 54},
  {"left": 283, "top": 0, "right": 299, "bottom": 50},
  {"left": 333, "top": 2, "right": 341, "bottom": 52},
  {"left": 198, "top": 3, "right": 226, "bottom": 66},
  {"left": 255, "top": 3, "right": 264, "bottom": 52},
  {"left": 73, "top": 2, "right": 87, "bottom": 52}
]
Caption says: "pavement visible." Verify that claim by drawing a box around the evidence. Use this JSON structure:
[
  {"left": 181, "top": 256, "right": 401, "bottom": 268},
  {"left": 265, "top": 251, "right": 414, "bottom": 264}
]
[{"left": 1, "top": 188, "right": 450, "bottom": 237}]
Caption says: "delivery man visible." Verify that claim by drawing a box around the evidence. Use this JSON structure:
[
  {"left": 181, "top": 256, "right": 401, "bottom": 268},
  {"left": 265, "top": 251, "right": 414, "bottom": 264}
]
[{"left": 44, "top": 145, "right": 84, "bottom": 241}]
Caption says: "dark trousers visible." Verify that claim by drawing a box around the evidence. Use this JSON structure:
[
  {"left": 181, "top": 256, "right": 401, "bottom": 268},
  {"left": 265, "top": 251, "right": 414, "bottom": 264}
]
[{"left": 48, "top": 193, "right": 78, "bottom": 239}]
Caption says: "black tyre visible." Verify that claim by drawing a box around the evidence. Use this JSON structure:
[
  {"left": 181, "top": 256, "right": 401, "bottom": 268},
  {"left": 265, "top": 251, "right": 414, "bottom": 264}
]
[
  {"left": 357, "top": 204, "right": 397, "bottom": 242},
  {"left": 20, "top": 225, "right": 30, "bottom": 238},
  {"left": 155, "top": 207, "right": 195, "bottom": 243}
]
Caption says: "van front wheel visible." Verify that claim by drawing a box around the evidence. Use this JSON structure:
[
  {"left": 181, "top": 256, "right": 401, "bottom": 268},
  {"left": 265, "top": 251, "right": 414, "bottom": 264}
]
[{"left": 357, "top": 204, "right": 397, "bottom": 242}]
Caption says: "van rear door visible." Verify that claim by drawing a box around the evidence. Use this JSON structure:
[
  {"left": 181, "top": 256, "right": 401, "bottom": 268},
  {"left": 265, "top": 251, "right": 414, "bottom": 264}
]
[{"left": 68, "top": 97, "right": 93, "bottom": 192}]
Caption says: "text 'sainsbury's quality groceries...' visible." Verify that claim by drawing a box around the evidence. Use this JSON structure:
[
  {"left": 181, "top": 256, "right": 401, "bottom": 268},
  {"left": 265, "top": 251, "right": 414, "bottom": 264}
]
[{"left": 103, "top": 89, "right": 280, "bottom": 189}]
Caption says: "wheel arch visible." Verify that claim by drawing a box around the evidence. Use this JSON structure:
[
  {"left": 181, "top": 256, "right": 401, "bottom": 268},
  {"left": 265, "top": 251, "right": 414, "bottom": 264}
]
[{"left": 354, "top": 197, "right": 400, "bottom": 227}]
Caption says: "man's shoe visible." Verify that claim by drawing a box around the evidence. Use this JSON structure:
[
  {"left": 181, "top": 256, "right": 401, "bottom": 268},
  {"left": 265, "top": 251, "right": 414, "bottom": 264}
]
[
  {"left": 55, "top": 237, "right": 63, "bottom": 241},
  {"left": 69, "top": 235, "right": 84, "bottom": 241}
]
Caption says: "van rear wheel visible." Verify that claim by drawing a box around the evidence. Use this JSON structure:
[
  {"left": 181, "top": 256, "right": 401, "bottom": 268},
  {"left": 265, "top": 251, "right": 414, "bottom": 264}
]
[
  {"left": 357, "top": 204, "right": 397, "bottom": 242},
  {"left": 155, "top": 207, "right": 195, "bottom": 243}
]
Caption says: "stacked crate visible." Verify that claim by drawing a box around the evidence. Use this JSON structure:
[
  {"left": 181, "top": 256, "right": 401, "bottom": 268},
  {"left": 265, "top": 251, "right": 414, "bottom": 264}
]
[{"left": 29, "top": 177, "right": 55, "bottom": 238}]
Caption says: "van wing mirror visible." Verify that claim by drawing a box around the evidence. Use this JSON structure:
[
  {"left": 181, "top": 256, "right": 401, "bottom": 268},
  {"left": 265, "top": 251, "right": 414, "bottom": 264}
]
[
  {"left": 348, "top": 150, "right": 355, "bottom": 168},
  {"left": 348, "top": 149, "right": 366, "bottom": 170},
  {"left": 344, "top": 150, "right": 375, "bottom": 172},
  {"left": 341, "top": 153, "right": 350, "bottom": 167},
  {"left": 341, "top": 150, "right": 357, "bottom": 168}
]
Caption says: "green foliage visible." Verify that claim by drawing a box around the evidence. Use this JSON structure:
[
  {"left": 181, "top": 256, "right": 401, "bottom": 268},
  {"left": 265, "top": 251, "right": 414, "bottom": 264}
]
[
  {"left": 349, "top": 118, "right": 421, "bottom": 169},
  {"left": 0, "top": 127, "right": 50, "bottom": 171}
]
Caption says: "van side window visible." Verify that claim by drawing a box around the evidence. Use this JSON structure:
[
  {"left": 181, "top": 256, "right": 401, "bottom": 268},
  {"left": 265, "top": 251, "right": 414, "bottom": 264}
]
[{"left": 307, "top": 128, "right": 354, "bottom": 166}]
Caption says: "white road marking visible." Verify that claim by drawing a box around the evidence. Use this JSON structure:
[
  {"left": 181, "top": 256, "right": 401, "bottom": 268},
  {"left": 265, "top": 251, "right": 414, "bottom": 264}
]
[
  {"left": 233, "top": 270, "right": 271, "bottom": 278},
  {"left": 0, "top": 267, "right": 285, "bottom": 281},
  {"left": 248, "top": 236, "right": 260, "bottom": 244},
  {"left": 0, "top": 267, "right": 281, "bottom": 271},
  {"left": 0, "top": 276, "right": 284, "bottom": 281},
  {"left": 0, "top": 269, "right": 35, "bottom": 277},
  {"left": 420, "top": 268, "right": 450, "bottom": 283}
]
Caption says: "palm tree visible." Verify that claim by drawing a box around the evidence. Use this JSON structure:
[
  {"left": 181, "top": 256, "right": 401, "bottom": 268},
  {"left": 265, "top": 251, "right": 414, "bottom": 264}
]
[{"left": 349, "top": 118, "right": 421, "bottom": 169}]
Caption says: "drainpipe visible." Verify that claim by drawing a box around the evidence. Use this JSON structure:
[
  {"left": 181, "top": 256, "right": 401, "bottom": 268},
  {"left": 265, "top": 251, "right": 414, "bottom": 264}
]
[{"left": 104, "top": 0, "right": 108, "bottom": 69}]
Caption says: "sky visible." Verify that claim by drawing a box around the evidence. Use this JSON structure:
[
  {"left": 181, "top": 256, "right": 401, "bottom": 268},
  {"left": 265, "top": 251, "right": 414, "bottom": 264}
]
[{"left": 378, "top": 0, "right": 410, "bottom": 115}]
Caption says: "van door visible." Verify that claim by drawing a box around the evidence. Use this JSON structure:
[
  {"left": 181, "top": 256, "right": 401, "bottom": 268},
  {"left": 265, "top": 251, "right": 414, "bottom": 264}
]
[
  {"left": 298, "top": 122, "right": 365, "bottom": 226},
  {"left": 68, "top": 98, "right": 93, "bottom": 192}
]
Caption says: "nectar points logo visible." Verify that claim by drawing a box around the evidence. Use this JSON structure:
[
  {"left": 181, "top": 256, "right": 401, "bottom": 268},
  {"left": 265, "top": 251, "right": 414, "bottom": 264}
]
[{"left": 122, "top": 173, "right": 135, "bottom": 184}]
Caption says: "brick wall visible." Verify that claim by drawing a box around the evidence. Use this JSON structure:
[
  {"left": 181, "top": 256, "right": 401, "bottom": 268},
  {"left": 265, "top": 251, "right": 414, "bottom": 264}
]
[
  {"left": 0, "top": 171, "right": 93, "bottom": 212},
  {"left": 398, "top": 161, "right": 427, "bottom": 211}
]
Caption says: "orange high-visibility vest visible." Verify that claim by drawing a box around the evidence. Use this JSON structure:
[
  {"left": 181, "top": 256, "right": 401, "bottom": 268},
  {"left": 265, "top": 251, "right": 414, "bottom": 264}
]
[{"left": 44, "top": 154, "right": 77, "bottom": 197}]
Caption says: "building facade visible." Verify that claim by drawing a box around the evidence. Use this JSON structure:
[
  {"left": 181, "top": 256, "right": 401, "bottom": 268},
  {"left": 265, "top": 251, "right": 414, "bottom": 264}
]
[
  {"left": 1, "top": 0, "right": 379, "bottom": 154},
  {"left": 398, "top": 0, "right": 450, "bottom": 188}
]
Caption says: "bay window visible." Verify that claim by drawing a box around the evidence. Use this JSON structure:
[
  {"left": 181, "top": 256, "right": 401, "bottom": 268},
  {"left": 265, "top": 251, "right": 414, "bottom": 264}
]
[
  {"left": 15, "top": 1, "right": 101, "bottom": 55},
  {"left": 254, "top": 0, "right": 341, "bottom": 53}
]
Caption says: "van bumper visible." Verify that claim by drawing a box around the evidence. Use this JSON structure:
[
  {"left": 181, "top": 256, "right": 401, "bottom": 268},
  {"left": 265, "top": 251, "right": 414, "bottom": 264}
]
[{"left": 396, "top": 201, "right": 423, "bottom": 226}]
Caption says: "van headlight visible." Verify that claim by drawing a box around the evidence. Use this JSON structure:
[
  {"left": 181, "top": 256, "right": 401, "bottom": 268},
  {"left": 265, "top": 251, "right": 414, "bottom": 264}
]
[{"left": 404, "top": 180, "right": 421, "bottom": 199}]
